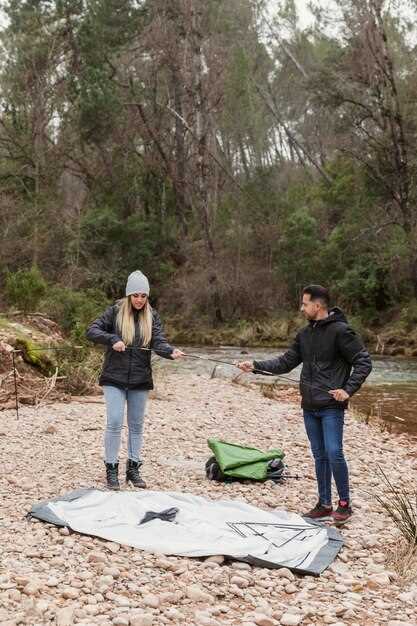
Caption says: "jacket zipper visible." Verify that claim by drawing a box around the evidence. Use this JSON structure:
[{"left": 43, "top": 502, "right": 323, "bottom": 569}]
[
  {"left": 127, "top": 347, "right": 132, "bottom": 389},
  {"left": 310, "top": 324, "right": 316, "bottom": 406}
]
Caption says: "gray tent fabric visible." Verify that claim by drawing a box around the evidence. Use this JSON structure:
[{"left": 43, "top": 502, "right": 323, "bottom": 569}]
[{"left": 29, "top": 489, "right": 343, "bottom": 576}]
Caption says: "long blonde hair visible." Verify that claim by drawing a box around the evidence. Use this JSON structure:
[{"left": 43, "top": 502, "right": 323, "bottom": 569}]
[{"left": 116, "top": 297, "right": 153, "bottom": 346}]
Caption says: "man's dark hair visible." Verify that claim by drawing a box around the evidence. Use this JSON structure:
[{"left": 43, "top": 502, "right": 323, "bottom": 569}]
[{"left": 302, "top": 285, "right": 330, "bottom": 307}]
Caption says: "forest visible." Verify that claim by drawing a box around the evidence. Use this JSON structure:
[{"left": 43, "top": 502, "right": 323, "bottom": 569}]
[{"left": 1, "top": 0, "right": 417, "bottom": 345}]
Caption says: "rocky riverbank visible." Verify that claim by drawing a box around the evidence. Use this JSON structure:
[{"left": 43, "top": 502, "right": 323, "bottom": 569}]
[{"left": 0, "top": 368, "right": 416, "bottom": 626}]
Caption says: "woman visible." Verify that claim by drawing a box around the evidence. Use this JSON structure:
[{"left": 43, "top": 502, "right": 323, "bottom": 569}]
[{"left": 86, "top": 270, "right": 184, "bottom": 490}]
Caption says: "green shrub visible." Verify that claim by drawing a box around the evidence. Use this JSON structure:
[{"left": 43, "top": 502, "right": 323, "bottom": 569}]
[
  {"left": 80, "top": 206, "right": 176, "bottom": 298},
  {"left": 400, "top": 300, "right": 417, "bottom": 329},
  {"left": 349, "top": 315, "right": 368, "bottom": 340},
  {"left": 58, "top": 346, "right": 104, "bottom": 394},
  {"left": 14, "top": 337, "right": 57, "bottom": 376},
  {"left": 40, "top": 287, "right": 108, "bottom": 343},
  {"left": 5, "top": 266, "right": 47, "bottom": 313}
]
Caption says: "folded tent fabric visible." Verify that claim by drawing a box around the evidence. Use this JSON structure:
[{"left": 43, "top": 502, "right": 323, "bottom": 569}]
[
  {"left": 28, "top": 488, "right": 344, "bottom": 575},
  {"left": 207, "top": 438, "right": 285, "bottom": 481}
]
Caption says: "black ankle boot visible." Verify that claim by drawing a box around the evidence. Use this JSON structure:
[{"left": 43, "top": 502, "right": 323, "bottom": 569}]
[
  {"left": 126, "top": 459, "right": 147, "bottom": 488},
  {"left": 105, "top": 462, "right": 120, "bottom": 490}
]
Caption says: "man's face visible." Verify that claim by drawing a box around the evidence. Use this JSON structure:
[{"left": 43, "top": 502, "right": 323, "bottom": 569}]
[{"left": 300, "top": 293, "right": 322, "bottom": 320}]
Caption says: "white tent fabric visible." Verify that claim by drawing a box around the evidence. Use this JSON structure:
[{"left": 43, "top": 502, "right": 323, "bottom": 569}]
[{"left": 45, "top": 489, "right": 331, "bottom": 571}]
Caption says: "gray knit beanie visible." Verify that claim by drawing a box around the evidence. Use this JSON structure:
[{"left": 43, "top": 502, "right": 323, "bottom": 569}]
[{"left": 125, "top": 271, "right": 150, "bottom": 297}]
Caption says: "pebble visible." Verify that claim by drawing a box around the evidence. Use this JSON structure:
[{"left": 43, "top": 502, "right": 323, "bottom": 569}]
[
  {"left": 231, "top": 562, "right": 252, "bottom": 571},
  {"left": 22, "top": 581, "right": 42, "bottom": 596},
  {"left": 56, "top": 606, "right": 75, "bottom": 626},
  {"left": 194, "top": 612, "right": 221, "bottom": 626},
  {"left": 280, "top": 614, "right": 302, "bottom": 626},
  {"left": 107, "top": 543, "right": 121, "bottom": 553},
  {"left": 252, "top": 614, "right": 278, "bottom": 626},
  {"left": 114, "top": 595, "right": 131, "bottom": 607},
  {"left": 367, "top": 573, "right": 391, "bottom": 588},
  {"left": 205, "top": 555, "right": 225, "bottom": 565},
  {"left": 103, "top": 567, "right": 121, "bottom": 578},
  {"left": 164, "top": 607, "right": 183, "bottom": 620},
  {"left": 130, "top": 614, "right": 153, "bottom": 626},
  {"left": 143, "top": 594, "right": 160, "bottom": 609},
  {"left": 61, "top": 587, "right": 80, "bottom": 599},
  {"left": 258, "top": 579, "right": 275, "bottom": 590},
  {"left": 230, "top": 575, "right": 250, "bottom": 588},
  {"left": 8, "top": 589, "right": 21, "bottom": 602},
  {"left": 186, "top": 585, "right": 214, "bottom": 603},
  {"left": 275, "top": 568, "right": 295, "bottom": 581},
  {"left": 159, "top": 591, "right": 180, "bottom": 604},
  {"left": 398, "top": 591, "right": 416, "bottom": 603},
  {"left": 87, "top": 551, "right": 108, "bottom": 563}
]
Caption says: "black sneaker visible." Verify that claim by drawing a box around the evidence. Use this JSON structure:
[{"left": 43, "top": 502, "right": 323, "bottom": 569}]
[
  {"left": 331, "top": 500, "right": 352, "bottom": 526},
  {"left": 303, "top": 501, "right": 333, "bottom": 521}
]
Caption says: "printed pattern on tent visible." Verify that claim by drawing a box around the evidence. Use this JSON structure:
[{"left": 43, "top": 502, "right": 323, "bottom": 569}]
[{"left": 29, "top": 489, "right": 343, "bottom": 576}]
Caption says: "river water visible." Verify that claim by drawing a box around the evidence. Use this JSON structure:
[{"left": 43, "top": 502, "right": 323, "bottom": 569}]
[{"left": 167, "top": 347, "right": 417, "bottom": 437}]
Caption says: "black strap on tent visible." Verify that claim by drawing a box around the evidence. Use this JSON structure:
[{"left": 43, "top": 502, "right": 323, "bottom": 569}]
[{"left": 139, "top": 507, "right": 179, "bottom": 525}]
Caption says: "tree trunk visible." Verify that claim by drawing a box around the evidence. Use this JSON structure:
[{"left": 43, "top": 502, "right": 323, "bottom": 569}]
[
  {"left": 191, "top": 2, "right": 223, "bottom": 324},
  {"left": 368, "top": 0, "right": 410, "bottom": 229},
  {"left": 172, "top": 70, "right": 189, "bottom": 235}
]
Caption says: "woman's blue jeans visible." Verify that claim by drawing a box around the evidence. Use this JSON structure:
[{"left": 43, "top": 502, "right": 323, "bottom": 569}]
[
  {"left": 303, "top": 408, "right": 349, "bottom": 505},
  {"left": 103, "top": 385, "right": 148, "bottom": 464}
]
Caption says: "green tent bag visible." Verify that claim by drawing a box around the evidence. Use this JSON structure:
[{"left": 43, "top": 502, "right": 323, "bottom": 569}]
[{"left": 207, "top": 438, "right": 285, "bottom": 481}]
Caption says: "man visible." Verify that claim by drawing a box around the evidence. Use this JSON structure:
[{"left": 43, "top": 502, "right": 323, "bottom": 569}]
[{"left": 238, "top": 285, "right": 372, "bottom": 525}]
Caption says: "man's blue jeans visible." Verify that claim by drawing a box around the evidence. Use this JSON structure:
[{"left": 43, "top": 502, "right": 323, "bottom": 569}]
[{"left": 303, "top": 408, "right": 349, "bottom": 505}]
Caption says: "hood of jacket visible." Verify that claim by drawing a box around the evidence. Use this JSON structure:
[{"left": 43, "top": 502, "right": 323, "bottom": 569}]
[{"left": 310, "top": 306, "right": 348, "bottom": 327}]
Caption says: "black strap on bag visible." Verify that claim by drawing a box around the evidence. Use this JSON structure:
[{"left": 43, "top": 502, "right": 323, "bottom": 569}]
[{"left": 205, "top": 456, "right": 286, "bottom": 483}]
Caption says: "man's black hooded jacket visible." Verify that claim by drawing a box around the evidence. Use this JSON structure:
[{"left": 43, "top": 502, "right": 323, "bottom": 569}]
[{"left": 253, "top": 308, "right": 372, "bottom": 410}]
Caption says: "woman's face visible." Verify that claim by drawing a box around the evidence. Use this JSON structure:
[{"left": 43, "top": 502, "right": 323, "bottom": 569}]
[{"left": 130, "top": 293, "right": 148, "bottom": 310}]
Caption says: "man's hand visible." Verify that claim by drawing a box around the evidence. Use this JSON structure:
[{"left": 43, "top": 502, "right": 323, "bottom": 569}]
[
  {"left": 171, "top": 349, "right": 185, "bottom": 360},
  {"left": 329, "top": 389, "right": 350, "bottom": 402},
  {"left": 237, "top": 360, "right": 254, "bottom": 373},
  {"left": 112, "top": 340, "right": 126, "bottom": 352}
]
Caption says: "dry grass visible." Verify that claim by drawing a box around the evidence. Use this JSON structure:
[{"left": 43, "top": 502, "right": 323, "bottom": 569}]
[
  {"left": 373, "top": 466, "right": 417, "bottom": 549},
  {"left": 386, "top": 538, "right": 417, "bottom": 581}
]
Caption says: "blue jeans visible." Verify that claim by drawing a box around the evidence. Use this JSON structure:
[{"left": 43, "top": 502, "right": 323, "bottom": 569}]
[
  {"left": 103, "top": 386, "right": 149, "bottom": 464},
  {"left": 303, "top": 408, "right": 349, "bottom": 505}
]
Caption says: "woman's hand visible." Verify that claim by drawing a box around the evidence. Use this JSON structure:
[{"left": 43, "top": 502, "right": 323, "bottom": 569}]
[
  {"left": 171, "top": 349, "right": 186, "bottom": 360},
  {"left": 237, "top": 360, "right": 254, "bottom": 373},
  {"left": 112, "top": 340, "right": 126, "bottom": 352}
]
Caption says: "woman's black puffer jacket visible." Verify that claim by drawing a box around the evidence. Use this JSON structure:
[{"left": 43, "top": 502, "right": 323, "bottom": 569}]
[{"left": 86, "top": 304, "right": 174, "bottom": 390}]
